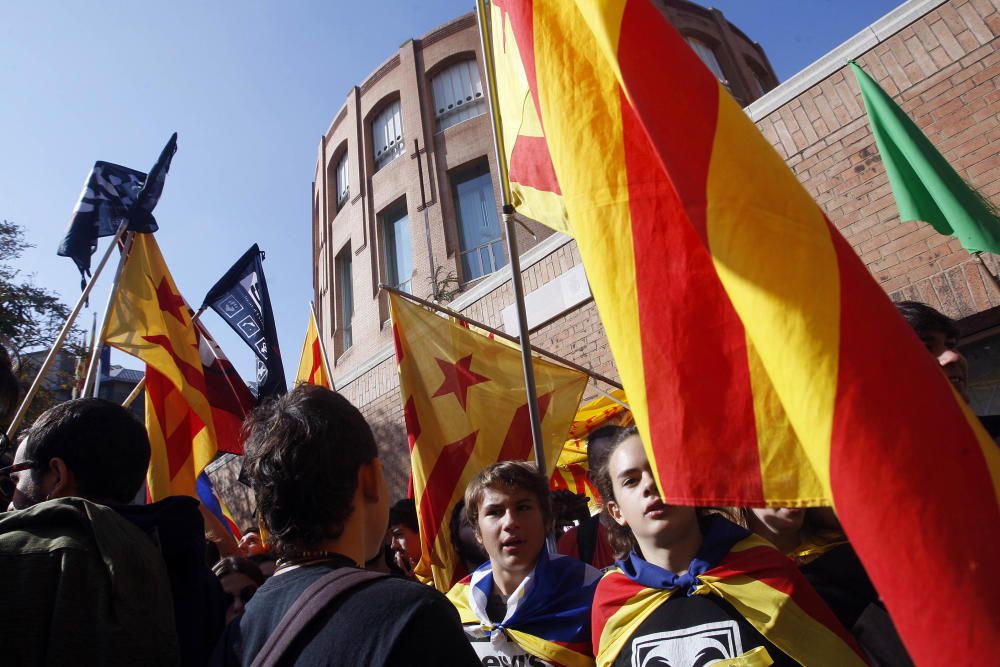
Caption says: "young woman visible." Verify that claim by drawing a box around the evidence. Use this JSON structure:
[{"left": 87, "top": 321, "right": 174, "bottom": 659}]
[
  {"left": 447, "top": 461, "right": 602, "bottom": 667},
  {"left": 590, "top": 426, "right": 866, "bottom": 667}
]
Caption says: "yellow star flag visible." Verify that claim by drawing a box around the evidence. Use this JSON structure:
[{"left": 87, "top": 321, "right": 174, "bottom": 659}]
[
  {"left": 550, "top": 389, "right": 630, "bottom": 512},
  {"left": 390, "top": 293, "right": 588, "bottom": 591},
  {"left": 295, "top": 307, "right": 331, "bottom": 389},
  {"left": 104, "top": 233, "right": 217, "bottom": 499}
]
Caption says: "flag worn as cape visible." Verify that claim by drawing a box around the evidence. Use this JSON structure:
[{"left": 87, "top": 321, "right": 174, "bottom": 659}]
[
  {"left": 390, "top": 292, "right": 588, "bottom": 591},
  {"left": 592, "top": 518, "right": 865, "bottom": 667},
  {"left": 294, "top": 306, "right": 331, "bottom": 389},
  {"left": 203, "top": 244, "right": 287, "bottom": 398},
  {"left": 58, "top": 133, "right": 177, "bottom": 283},
  {"left": 484, "top": 2, "right": 1000, "bottom": 663},
  {"left": 448, "top": 551, "right": 601, "bottom": 667},
  {"left": 104, "top": 233, "right": 217, "bottom": 499},
  {"left": 550, "top": 390, "right": 630, "bottom": 513},
  {"left": 851, "top": 62, "right": 1000, "bottom": 254}
]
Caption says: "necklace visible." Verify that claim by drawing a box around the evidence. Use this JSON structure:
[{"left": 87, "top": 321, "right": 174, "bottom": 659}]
[{"left": 275, "top": 550, "right": 349, "bottom": 573}]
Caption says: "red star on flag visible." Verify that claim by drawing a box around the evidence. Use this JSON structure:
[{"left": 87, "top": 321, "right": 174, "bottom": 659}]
[
  {"left": 432, "top": 354, "right": 490, "bottom": 410},
  {"left": 154, "top": 276, "right": 187, "bottom": 324}
]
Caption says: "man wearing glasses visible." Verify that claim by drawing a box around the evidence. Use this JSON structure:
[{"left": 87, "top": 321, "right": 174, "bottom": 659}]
[{"left": 0, "top": 398, "right": 180, "bottom": 666}]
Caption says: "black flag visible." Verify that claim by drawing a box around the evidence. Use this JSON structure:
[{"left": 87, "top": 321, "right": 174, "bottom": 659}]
[
  {"left": 57, "top": 133, "right": 178, "bottom": 285},
  {"left": 203, "top": 244, "right": 286, "bottom": 398}
]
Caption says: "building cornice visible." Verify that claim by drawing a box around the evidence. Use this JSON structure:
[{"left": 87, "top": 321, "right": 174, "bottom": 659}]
[{"left": 745, "top": 0, "right": 948, "bottom": 121}]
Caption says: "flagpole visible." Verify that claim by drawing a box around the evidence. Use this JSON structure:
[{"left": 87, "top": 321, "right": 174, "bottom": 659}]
[
  {"left": 381, "top": 284, "right": 623, "bottom": 391},
  {"left": 311, "top": 301, "right": 334, "bottom": 388},
  {"left": 83, "top": 231, "right": 137, "bottom": 398},
  {"left": 477, "top": 2, "right": 552, "bottom": 551},
  {"left": 5, "top": 221, "right": 130, "bottom": 440}
]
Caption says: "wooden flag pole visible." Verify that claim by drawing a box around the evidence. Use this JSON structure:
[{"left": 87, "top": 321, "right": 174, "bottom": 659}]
[
  {"left": 83, "top": 231, "right": 137, "bottom": 398},
  {"left": 381, "top": 284, "right": 623, "bottom": 391},
  {"left": 5, "top": 221, "right": 130, "bottom": 440}
]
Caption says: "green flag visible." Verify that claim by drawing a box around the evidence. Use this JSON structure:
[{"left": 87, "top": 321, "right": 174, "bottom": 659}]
[{"left": 851, "top": 61, "right": 1000, "bottom": 254}]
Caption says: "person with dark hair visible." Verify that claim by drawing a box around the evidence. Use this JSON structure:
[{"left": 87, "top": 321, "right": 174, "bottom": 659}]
[
  {"left": 448, "top": 498, "right": 488, "bottom": 576},
  {"left": 590, "top": 426, "right": 865, "bottom": 666},
  {"left": 895, "top": 300, "right": 969, "bottom": 401},
  {"left": 387, "top": 497, "right": 421, "bottom": 577},
  {"left": 218, "top": 385, "right": 477, "bottom": 666},
  {"left": 447, "top": 460, "right": 601, "bottom": 666},
  {"left": 557, "top": 424, "right": 623, "bottom": 569},
  {"left": 213, "top": 557, "right": 265, "bottom": 624},
  {"left": 0, "top": 398, "right": 180, "bottom": 666}
]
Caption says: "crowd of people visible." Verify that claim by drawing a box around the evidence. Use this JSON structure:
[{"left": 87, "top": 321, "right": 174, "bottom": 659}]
[{"left": 0, "top": 299, "right": 974, "bottom": 665}]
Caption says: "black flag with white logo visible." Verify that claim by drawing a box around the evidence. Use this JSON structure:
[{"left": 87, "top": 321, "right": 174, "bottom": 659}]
[{"left": 203, "top": 244, "right": 287, "bottom": 398}]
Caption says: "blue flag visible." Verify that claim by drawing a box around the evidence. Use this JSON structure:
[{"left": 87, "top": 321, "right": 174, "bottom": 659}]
[
  {"left": 202, "top": 244, "right": 287, "bottom": 398},
  {"left": 57, "top": 133, "right": 177, "bottom": 285}
]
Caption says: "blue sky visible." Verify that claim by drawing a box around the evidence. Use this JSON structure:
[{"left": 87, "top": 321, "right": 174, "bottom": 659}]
[{"left": 1, "top": 0, "right": 902, "bottom": 383}]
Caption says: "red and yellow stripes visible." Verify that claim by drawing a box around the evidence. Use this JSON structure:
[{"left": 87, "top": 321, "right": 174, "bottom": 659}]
[
  {"left": 294, "top": 307, "right": 331, "bottom": 389},
  {"left": 591, "top": 536, "right": 865, "bottom": 667},
  {"left": 490, "top": 1, "right": 1000, "bottom": 664}
]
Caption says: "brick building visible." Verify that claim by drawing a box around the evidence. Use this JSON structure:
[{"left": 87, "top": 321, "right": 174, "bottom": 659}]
[{"left": 209, "top": 0, "right": 998, "bottom": 516}]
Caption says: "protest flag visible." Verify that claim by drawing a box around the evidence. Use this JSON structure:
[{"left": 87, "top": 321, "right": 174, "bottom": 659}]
[
  {"left": 195, "top": 319, "right": 256, "bottom": 455},
  {"left": 197, "top": 472, "right": 242, "bottom": 541},
  {"left": 482, "top": 2, "right": 1000, "bottom": 663},
  {"left": 390, "top": 292, "right": 587, "bottom": 591},
  {"left": 203, "top": 244, "right": 286, "bottom": 398},
  {"left": 294, "top": 304, "right": 331, "bottom": 389},
  {"left": 58, "top": 133, "right": 177, "bottom": 284},
  {"left": 103, "top": 233, "right": 218, "bottom": 499},
  {"left": 851, "top": 62, "right": 1000, "bottom": 255}
]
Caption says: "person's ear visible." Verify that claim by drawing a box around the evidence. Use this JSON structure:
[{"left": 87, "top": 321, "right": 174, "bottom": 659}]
[
  {"left": 46, "top": 458, "right": 77, "bottom": 500},
  {"left": 606, "top": 499, "right": 628, "bottom": 527},
  {"left": 359, "top": 459, "right": 383, "bottom": 503}
]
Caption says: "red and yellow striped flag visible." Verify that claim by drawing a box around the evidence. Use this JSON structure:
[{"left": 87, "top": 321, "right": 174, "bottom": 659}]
[
  {"left": 104, "top": 234, "right": 219, "bottom": 499},
  {"left": 390, "top": 293, "right": 588, "bottom": 591},
  {"left": 295, "top": 307, "right": 331, "bottom": 389},
  {"left": 486, "top": 2, "right": 1000, "bottom": 663}
]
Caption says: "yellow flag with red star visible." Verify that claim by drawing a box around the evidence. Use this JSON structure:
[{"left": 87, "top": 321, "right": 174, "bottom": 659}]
[
  {"left": 295, "top": 306, "right": 331, "bottom": 389},
  {"left": 389, "top": 293, "right": 588, "bottom": 591},
  {"left": 104, "top": 233, "right": 218, "bottom": 499}
]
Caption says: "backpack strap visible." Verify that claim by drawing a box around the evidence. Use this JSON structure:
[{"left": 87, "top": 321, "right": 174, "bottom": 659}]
[{"left": 250, "top": 567, "right": 388, "bottom": 667}]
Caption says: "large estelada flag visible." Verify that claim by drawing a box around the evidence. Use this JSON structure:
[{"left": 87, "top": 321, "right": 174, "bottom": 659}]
[
  {"left": 295, "top": 306, "right": 331, "bottom": 389},
  {"left": 105, "top": 233, "right": 220, "bottom": 499},
  {"left": 390, "top": 292, "right": 588, "bottom": 591},
  {"left": 485, "top": 2, "right": 1000, "bottom": 663}
]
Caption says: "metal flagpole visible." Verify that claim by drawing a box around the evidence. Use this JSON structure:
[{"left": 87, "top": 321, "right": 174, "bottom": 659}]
[
  {"left": 476, "top": 0, "right": 554, "bottom": 550},
  {"left": 83, "top": 231, "right": 137, "bottom": 398},
  {"left": 5, "top": 221, "right": 130, "bottom": 440},
  {"left": 381, "top": 284, "right": 623, "bottom": 391}
]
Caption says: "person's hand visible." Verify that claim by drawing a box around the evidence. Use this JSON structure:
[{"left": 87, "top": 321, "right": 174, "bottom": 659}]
[
  {"left": 552, "top": 490, "right": 591, "bottom": 525},
  {"left": 393, "top": 549, "right": 417, "bottom": 580}
]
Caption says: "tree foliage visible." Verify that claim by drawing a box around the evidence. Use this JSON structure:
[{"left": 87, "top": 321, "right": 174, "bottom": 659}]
[{"left": 1, "top": 220, "right": 82, "bottom": 434}]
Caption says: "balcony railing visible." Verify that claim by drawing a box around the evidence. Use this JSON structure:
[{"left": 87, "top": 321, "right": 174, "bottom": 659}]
[{"left": 459, "top": 239, "right": 506, "bottom": 282}]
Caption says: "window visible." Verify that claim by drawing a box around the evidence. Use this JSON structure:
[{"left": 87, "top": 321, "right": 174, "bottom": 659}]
[
  {"left": 748, "top": 66, "right": 768, "bottom": 99},
  {"left": 372, "top": 100, "right": 404, "bottom": 171},
  {"left": 382, "top": 200, "right": 413, "bottom": 293},
  {"left": 335, "top": 152, "right": 349, "bottom": 209},
  {"left": 451, "top": 161, "right": 505, "bottom": 281},
  {"left": 336, "top": 245, "right": 353, "bottom": 352},
  {"left": 686, "top": 37, "right": 727, "bottom": 83},
  {"left": 432, "top": 60, "right": 485, "bottom": 132}
]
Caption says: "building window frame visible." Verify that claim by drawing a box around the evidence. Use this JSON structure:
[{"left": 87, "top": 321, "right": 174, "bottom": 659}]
[
  {"left": 431, "top": 58, "right": 486, "bottom": 133},
  {"left": 450, "top": 159, "right": 506, "bottom": 283},
  {"left": 335, "top": 243, "right": 354, "bottom": 355},
  {"left": 686, "top": 35, "right": 728, "bottom": 85},
  {"left": 381, "top": 199, "right": 413, "bottom": 294},
  {"left": 335, "top": 150, "right": 350, "bottom": 210},
  {"left": 372, "top": 99, "right": 405, "bottom": 171}
]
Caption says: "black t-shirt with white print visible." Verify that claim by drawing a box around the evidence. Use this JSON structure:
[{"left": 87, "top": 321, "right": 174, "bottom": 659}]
[{"left": 612, "top": 593, "right": 797, "bottom": 667}]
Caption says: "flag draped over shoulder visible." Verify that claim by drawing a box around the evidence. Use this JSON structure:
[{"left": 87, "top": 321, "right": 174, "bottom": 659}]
[
  {"left": 203, "top": 244, "right": 287, "bottom": 398},
  {"left": 448, "top": 551, "right": 601, "bottom": 667},
  {"left": 294, "top": 307, "right": 331, "bottom": 389},
  {"left": 390, "top": 293, "right": 587, "bottom": 591},
  {"left": 104, "top": 233, "right": 218, "bottom": 499},
  {"left": 592, "top": 519, "right": 865, "bottom": 667},
  {"left": 58, "top": 133, "right": 177, "bottom": 283},
  {"left": 486, "top": 2, "right": 1000, "bottom": 663},
  {"left": 550, "top": 390, "right": 630, "bottom": 512},
  {"left": 851, "top": 62, "right": 1000, "bottom": 254}
]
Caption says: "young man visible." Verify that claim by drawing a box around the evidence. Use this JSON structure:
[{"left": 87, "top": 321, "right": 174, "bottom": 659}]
[
  {"left": 388, "top": 497, "right": 422, "bottom": 576},
  {"left": 0, "top": 398, "right": 180, "bottom": 666},
  {"left": 448, "top": 461, "right": 602, "bottom": 666},
  {"left": 220, "top": 385, "right": 477, "bottom": 666},
  {"left": 896, "top": 300, "right": 969, "bottom": 401}
]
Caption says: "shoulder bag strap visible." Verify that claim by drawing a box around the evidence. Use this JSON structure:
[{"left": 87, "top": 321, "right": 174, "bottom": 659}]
[{"left": 250, "top": 567, "right": 388, "bottom": 667}]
